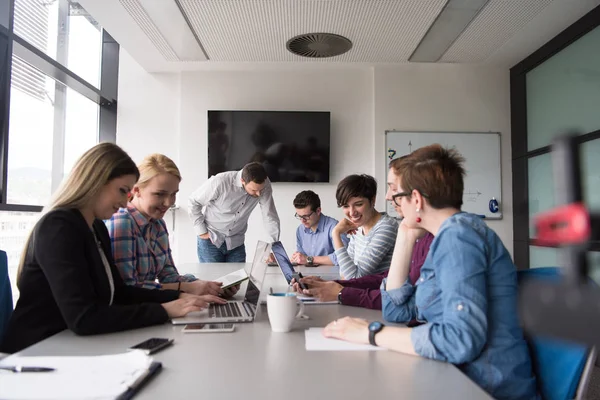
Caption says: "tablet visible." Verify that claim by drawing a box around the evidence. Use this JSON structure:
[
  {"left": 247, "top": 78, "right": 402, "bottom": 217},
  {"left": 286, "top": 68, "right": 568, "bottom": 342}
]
[{"left": 215, "top": 269, "right": 249, "bottom": 290}]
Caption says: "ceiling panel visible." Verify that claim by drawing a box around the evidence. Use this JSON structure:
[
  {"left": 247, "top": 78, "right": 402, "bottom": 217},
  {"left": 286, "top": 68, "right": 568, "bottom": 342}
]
[
  {"left": 178, "top": 0, "right": 447, "bottom": 62},
  {"left": 119, "top": 0, "right": 180, "bottom": 61},
  {"left": 441, "top": 0, "right": 555, "bottom": 63}
]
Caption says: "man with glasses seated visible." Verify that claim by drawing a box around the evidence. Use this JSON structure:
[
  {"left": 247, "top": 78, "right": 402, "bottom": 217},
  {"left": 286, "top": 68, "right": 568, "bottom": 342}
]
[{"left": 291, "top": 191, "right": 348, "bottom": 266}]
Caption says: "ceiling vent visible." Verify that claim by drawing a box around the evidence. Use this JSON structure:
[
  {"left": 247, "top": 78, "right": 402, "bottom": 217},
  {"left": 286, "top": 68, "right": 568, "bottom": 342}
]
[{"left": 286, "top": 33, "right": 352, "bottom": 58}]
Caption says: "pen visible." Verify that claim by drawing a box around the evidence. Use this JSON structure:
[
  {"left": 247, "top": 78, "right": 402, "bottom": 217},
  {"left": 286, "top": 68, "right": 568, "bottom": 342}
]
[{"left": 0, "top": 365, "right": 55, "bottom": 372}]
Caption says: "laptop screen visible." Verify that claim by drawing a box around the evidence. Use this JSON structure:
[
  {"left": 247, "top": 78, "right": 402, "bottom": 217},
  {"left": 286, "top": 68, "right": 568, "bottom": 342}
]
[
  {"left": 271, "top": 241, "right": 295, "bottom": 284},
  {"left": 250, "top": 241, "right": 270, "bottom": 288},
  {"left": 244, "top": 279, "right": 260, "bottom": 306}
]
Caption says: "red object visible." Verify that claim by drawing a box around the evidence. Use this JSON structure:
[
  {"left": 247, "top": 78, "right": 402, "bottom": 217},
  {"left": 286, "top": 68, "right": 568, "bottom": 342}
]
[
  {"left": 416, "top": 217, "right": 422, "bottom": 223},
  {"left": 532, "top": 202, "right": 590, "bottom": 247}
]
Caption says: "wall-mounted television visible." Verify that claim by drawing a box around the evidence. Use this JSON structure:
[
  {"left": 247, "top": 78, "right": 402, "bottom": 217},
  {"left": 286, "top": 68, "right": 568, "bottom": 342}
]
[{"left": 208, "top": 110, "right": 330, "bottom": 183}]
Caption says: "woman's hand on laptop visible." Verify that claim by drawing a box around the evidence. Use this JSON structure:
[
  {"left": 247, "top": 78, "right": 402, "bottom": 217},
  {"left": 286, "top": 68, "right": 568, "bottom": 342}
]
[
  {"left": 182, "top": 280, "right": 223, "bottom": 296},
  {"left": 162, "top": 294, "right": 226, "bottom": 318}
]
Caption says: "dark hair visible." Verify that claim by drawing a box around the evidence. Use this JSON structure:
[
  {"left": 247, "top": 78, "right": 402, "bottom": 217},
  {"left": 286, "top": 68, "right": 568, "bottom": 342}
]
[
  {"left": 241, "top": 162, "right": 268, "bottom": 184},
  {"left": 293, "top": 190, "right": 321, "bottom": 211},
  {"left": 336, "top": 174, "right": 377, "bottom": 207},
  {"left": 391, "top": 144, "right": 465, "bottom": 209},
  {"left": 108, "top": 151, "right": 140, "bottom": 182}
]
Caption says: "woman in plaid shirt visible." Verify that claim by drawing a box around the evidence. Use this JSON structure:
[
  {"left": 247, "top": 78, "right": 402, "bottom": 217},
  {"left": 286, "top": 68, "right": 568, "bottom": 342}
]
[{"left": 106, "top": 154, "right": 232, "bottom": 296}]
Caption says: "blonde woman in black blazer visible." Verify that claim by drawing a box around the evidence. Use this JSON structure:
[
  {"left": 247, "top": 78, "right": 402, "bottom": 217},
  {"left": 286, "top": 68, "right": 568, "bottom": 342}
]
[{"left": 1, "top": 143, "right": 224, "bottom": 353}]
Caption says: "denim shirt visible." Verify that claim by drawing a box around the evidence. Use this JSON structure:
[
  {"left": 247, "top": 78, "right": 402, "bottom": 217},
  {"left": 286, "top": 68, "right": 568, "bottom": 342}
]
[{"left": 381, "top": 213, "right": 537, "bottom": 400}]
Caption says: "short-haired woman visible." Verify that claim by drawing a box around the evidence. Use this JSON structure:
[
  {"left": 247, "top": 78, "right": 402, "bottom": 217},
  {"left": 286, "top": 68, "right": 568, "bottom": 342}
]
[
  {"left": 324, "top": 145, "right": 537, "bottom": 400},
  {"left": 333, "top": 174, "right": 398, "bottom": 279}
]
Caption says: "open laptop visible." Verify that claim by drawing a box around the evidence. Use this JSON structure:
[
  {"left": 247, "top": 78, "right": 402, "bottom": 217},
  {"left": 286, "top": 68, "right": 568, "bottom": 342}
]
[
  {"left": 271, "top": 241, "right": 338, "bottom": 304},
  {"left": 171, "top": 241, "right": 271, "bottom": 325},
  {"left": 267, "top": 245, "right": 318, "bottom": 267}
]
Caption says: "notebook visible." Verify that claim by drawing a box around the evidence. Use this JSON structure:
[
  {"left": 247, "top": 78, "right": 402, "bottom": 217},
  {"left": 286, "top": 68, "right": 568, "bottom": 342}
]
[{"left": 0, "top": 350, "right": 160, "bottom": 400}]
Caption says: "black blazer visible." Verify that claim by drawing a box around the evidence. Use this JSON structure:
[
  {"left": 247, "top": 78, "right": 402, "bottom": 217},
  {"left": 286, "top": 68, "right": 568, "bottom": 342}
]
[{"left": 0, "top": 208, "right": 179, "bottom": 353}]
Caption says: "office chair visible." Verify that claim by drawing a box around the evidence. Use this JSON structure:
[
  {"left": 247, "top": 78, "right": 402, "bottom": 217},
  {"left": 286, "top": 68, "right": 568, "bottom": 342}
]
[
  {"left": 518, "top": 267, "right": 597, "bottom": 400},
  {"left": 0, "top": 250, "right": 13, "bottom": 350}
]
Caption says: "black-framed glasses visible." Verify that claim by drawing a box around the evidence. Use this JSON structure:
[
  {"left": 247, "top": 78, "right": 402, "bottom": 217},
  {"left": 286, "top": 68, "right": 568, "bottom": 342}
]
[
  {"left": 294, "top": 211, "right": 315, "bottom": 221},
  {"left": 391, "top": 192, "right": 411, "bottom": 206},
  {"left": 391, "top": 190, "right": 429, "bottom": 206}
]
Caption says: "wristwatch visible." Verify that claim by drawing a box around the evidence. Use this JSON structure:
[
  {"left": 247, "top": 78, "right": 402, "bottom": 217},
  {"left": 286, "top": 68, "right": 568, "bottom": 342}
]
[
  {"left": 368, "top": 321, "right": 385, "bottom": 346},
  {"left": 337, "top": 290, "right": 343, "bottom": 304},
  {"left": 307, "top": 256, "right": 314, "bottom": 266}
]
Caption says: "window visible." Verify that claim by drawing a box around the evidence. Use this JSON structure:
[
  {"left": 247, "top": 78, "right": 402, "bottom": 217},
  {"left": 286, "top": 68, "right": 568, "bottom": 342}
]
[
  {"left": 7, "top": 56, "right": 56, "bottom": 206},
  {"left": 511, "top": 6, "right": 600, "bottom": 275},
  {"left": 525, "top": 25, "right": 600, "bottom": 151},
  {"left": 0, "top": 0, "right": 118, "bottom": 307},
  {"left": 13, "top": 0, "right": 102, "bottom": 87},
  {"left": 6, "top": 58, "right": 100, "bottom": 205}
]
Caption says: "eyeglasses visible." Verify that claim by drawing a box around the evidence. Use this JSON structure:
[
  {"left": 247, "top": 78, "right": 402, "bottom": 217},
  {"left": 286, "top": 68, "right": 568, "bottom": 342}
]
[
  {"left": 294, "top": 211, "right": 315, "bottom": 221},
  {"left": 391, "top": 190, "right": 429, "bottom": 206},
  {"left": 391, "top": 192, "right": 411, "bottom": 206}
]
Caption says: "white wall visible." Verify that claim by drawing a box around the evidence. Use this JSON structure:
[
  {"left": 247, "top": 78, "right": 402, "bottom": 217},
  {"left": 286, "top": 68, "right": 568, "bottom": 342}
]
[
  {"left": 372, "top": 65, "right": 513, "bottom": 253},
  {"left": 118, "top": 50, "right": 374, "bottom": 263},
  {"left": 117, "top": 50, "right": 513, "bottom": 264},
  {"left": 176, "top": 68, "right": 374, "bottom": 263}
]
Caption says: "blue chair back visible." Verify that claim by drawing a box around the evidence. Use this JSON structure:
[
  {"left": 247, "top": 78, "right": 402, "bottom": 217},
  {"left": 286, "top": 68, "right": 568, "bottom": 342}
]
[
  {"left": 0, "top": 250, "right": 13, "bottom": 344},
  {"left": 518, "top": 267, "right": 592, "bottom": 400}
]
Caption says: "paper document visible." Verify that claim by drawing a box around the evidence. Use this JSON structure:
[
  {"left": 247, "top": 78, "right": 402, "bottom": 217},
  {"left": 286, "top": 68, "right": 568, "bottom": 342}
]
[
  {"left": 305, "top": 328, "right": 387, "bottom": 351},
  {"left": 0, "top": 350, "right": 154, "bottom": 400}
]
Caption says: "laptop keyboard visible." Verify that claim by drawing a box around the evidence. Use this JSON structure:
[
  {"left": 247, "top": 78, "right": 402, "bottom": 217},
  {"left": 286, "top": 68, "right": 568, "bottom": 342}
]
[{"left": 209, "top": 302, "right": 242, "bottom": 318}]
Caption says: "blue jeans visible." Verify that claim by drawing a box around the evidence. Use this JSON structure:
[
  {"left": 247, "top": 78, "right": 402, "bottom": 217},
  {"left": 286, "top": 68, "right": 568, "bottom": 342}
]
[{"left": 196, "top": 238, "right": 246, "bottom": 263}]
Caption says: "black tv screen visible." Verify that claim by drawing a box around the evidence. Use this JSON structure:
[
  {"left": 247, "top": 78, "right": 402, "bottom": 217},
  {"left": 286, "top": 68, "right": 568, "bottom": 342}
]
[{"left": 208, "top": 110, "right": 330, "bottom": 182}]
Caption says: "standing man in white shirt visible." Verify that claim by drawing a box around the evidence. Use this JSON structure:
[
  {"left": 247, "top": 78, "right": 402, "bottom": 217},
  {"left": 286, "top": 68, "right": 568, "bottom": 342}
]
[{"left": 188, "top": 162, "right": 281, "bottom": 263}]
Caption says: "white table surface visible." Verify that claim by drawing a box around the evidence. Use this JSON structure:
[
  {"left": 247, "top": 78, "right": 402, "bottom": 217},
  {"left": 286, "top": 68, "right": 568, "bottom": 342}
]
[{"left": 17, "top": 263, "right": 493, "bottom": 400}]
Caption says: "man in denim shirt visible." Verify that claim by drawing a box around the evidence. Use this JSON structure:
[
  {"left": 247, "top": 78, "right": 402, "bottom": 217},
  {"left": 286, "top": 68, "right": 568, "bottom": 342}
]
[{"left": 323, "top": 145, "right": 537, "bottom": 400}]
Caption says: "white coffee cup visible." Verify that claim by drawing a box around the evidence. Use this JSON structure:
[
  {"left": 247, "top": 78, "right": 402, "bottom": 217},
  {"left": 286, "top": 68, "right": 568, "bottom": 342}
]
[{"left": 267, "top": 293, "right": 305, "bottom": 333}]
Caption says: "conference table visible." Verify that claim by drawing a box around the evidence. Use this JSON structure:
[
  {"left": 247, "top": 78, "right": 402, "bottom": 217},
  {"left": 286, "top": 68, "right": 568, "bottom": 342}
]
[{"left": 17, "top": 263, "right": 493, "bottom": 400}]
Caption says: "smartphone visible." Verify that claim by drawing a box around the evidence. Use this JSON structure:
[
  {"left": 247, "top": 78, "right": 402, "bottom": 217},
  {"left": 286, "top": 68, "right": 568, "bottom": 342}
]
[
  {"left": 128, "top": 337, "right": 174, "bottom": 354},
  {"left": 182, "top": 323, "right": 235, "bottom": 333},
  {"left": 292, "top": 272, "right": 309, "bottom": 290}
]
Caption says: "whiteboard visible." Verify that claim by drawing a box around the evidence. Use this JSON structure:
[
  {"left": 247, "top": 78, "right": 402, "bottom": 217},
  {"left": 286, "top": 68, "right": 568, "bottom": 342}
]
[{"left": 385, "top": 131, "right": 502, "bottom": 220}]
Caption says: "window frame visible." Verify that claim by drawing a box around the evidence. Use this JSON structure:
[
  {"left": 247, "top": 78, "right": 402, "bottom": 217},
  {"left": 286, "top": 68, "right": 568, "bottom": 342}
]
[
  {"left": 510, "top": 5, "right": 600, "bottom": 268},
  {"left": 0, "top": 0, "right": 118, "bottom": 212}
]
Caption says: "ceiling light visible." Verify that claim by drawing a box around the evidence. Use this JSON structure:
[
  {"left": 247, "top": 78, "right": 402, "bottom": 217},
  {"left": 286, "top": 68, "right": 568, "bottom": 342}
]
[
  {"left": 137, "top": 0, "right": 208, "bottom": 61},
  {"left": 409, "top": 0, "right": 489, "bottom": 63}
]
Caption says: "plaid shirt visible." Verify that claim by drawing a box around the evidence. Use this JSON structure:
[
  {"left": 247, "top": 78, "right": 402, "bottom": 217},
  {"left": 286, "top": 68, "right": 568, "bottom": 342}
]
[{"left": 105, "top": 204, "right": 197, "bottom": 289}]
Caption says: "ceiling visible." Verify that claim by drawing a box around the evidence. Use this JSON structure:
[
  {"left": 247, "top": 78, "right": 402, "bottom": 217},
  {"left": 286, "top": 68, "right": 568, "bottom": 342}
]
[{"left": 78, "top": 0, "right": 600, "bottom": 72}]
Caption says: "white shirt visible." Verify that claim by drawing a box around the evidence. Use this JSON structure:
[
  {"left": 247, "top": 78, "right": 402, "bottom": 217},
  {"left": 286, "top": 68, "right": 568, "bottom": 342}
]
[{"left": 188, "top": 170, "right": 280, "bottom": 250}]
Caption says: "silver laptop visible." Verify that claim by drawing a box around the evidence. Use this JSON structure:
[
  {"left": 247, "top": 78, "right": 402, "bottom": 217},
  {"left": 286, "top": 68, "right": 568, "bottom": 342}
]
[{"left": 171, "top": 241, "right": 271, "bottom": 324}]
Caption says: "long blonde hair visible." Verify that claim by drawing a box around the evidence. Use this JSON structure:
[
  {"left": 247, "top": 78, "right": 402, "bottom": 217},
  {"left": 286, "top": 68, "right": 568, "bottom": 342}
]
[
  {"left": 135, "top": 154, "right": 181, "bottom": 188},
  {"left": 17, "top": 142, "right": 139, "bottom": 283}
]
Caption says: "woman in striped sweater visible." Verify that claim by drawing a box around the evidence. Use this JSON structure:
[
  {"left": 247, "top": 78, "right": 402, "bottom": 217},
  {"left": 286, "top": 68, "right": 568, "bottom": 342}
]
[{"left": 332, "top": 174, "right": 398, "bottom": 279}]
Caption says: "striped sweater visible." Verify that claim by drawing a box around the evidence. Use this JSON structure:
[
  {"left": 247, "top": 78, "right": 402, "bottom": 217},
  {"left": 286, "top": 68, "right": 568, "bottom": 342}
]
[{"left": 335, "top": 213, "right": 398, "bottom": 279}]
